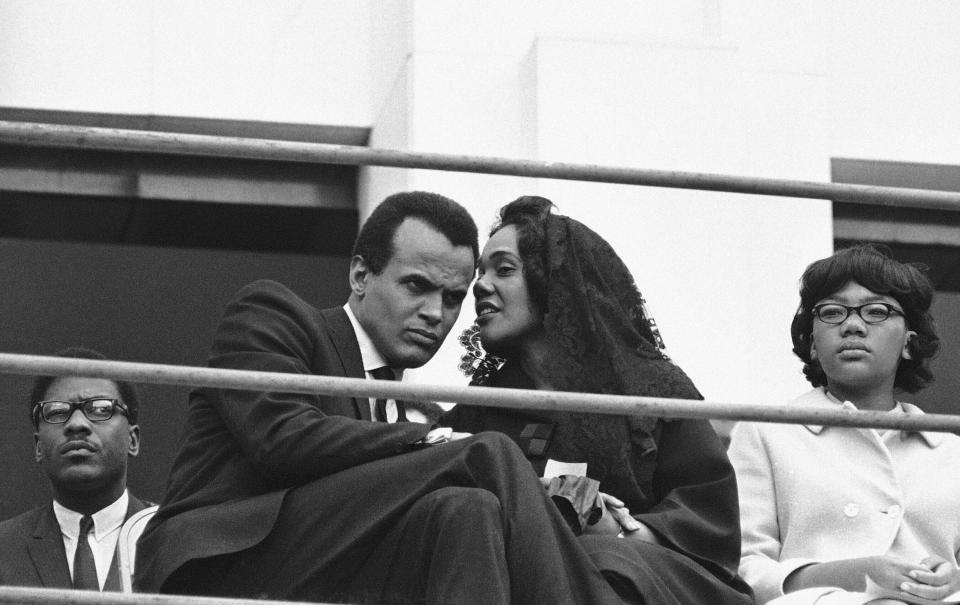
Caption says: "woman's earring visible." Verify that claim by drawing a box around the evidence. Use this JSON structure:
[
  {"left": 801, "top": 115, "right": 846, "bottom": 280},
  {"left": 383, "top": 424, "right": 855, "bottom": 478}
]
[
  {"left": 457, "top": 322, "right": 505, "bottom": 384},
  {"left": 458, "top": 322, "right": 486, "bottom": 377}
]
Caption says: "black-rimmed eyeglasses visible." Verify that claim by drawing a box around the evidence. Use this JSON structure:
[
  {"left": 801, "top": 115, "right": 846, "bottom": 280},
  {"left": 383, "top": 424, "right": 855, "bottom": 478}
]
[
  {"left": 812, "top": 302, "right": 904, "bottom": 325},
  {"left": 32, "top": 398, "right": 129, "bottom": 426}
]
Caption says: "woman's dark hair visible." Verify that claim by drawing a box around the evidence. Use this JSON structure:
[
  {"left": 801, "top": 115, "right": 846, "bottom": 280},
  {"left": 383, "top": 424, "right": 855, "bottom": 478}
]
[
  {"left": 30, "top": 346, "right": 141, "bottom": 428},
  {"left": 490, "top": 196, "right": 554, "bottom": 313},
  {"left": 352, "top": 191, "right": 479, "bottom": 274},
  {"left": 790, "top": 244, "right": 940, "bottom": 393}
]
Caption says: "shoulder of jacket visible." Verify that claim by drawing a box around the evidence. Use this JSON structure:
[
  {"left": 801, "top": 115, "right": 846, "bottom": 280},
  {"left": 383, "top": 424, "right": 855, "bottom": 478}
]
[
  {"left": 0, "top": 505, "right": 46, "bottom": 533},
  {"left": 236, "top": 279, "right": 295, "bottom": 297}
]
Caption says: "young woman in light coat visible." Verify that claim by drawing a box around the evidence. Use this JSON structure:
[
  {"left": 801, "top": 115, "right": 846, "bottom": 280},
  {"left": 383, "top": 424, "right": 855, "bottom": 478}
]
[{"left": 729, "top": 244, "right": 960, "bottom": 605}]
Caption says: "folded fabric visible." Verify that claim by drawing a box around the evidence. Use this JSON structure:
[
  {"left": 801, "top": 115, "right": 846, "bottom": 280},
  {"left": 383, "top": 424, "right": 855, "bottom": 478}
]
[{"left": 545, "top": 475, "right": 605, "bottom": 535}]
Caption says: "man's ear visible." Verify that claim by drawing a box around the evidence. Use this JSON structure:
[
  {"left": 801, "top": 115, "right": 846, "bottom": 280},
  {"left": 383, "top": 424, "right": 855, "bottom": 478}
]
[
  {"left": 349, "top": 255, "right": 370, "bottom": 297},
  {"left": 902, "top": 330, "right": 917, "bottom": 360},
  {"left": 809, "top": 339, "right": 818, "bottom": 361},
  {"left": 34, "top": 435, "right": 43, "bottom": 463},
  {"left": 128, "top": 425, "right": 141, "bottom": 457}
]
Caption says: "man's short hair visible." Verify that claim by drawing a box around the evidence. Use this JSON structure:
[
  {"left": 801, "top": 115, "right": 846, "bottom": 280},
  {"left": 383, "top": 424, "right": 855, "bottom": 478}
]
[
  {"left": 351, "top": 191, "right": 479, "bottom": 274},
  {"left": 30, "top": 346, "right": 141, "bottom": 427}
]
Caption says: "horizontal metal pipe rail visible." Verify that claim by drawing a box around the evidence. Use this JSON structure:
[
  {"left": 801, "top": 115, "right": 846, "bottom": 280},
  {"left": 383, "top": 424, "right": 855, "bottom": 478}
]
[
  {"left": 3, "top": 354, "right": 958, "bottom": 433},
  {"left": 0, "top": 586, "right": 336, "bottom": 605},
  {"left": 2, "top": 120, "right": 960, "bottom": 210}
]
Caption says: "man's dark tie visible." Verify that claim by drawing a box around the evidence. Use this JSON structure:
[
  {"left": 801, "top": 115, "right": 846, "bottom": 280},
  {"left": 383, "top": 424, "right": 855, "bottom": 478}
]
[
  {"left": 371, "top": 366, "right": 407, "bottom": 422},
  {"left": 73, "top": 515, "right": 99, "bottom": 590}
]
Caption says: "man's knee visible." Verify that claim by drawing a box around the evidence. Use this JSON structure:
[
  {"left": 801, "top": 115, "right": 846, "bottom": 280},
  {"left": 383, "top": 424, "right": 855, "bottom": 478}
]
[
  {"left": 414, "top": 486, "right": 502, "bottom": 522},
  {"left": 460, "top": 431, "right": 529, "bottom": 472}
]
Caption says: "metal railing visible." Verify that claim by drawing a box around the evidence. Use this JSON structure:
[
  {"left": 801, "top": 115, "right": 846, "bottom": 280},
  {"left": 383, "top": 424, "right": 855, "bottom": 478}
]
[
  {"left": 2, "top": 121, "right": 957, "bottom": 432},
  {"left": 3, "top": 120, "right": 960, "bottom": 210},
  {"left": 0, "top": 586, "right": 337, "bottom": 605},
  {"left": 3, "top": 121, "right": 960, "bottom": 605},
  {"left": 2, "top": 354, "right": 958, "bottom": 433}
]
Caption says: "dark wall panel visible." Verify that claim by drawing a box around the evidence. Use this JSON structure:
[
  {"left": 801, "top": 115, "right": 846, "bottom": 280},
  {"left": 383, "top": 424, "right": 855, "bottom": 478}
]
[
  {"left": 910, "top": 291, "right": 960, "bottom": 416},
  {"left": 0, "top": 238, "right": 350, "bottom": 519}
]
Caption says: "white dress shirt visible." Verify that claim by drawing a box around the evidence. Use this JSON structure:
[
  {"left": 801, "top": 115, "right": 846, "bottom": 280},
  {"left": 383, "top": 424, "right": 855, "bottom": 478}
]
[
  {"left": 343, "top": 304, "right": 405, "bottom": 422},
  {"left": 53, "top": 489, "right": 128, "bottom": 590}
]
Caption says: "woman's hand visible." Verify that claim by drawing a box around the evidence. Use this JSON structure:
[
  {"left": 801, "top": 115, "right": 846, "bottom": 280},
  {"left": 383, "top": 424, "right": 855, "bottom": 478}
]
[
  {"left": 599, "top": 493, "right": 640, "bottom": 533},
  {"left": 899, "top": 555, "right": 960, "bottom": 601},
  {"left": 536, "top": 481, "right": 662, "bottom": 544},
  {"left": 581, "top": 492, "right": 630, "bottom": 536},
  {"left": 784, "top": 555, "right": 924, "bottom": 594},
  {"left": 584, "top": 492, "right": 660, "bottom": 544}
]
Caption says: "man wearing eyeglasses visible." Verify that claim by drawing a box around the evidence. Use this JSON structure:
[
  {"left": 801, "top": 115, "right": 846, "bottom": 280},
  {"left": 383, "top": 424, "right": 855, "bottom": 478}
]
[{"left": 0, "top": 346, "right": 150, "bottom": 591}]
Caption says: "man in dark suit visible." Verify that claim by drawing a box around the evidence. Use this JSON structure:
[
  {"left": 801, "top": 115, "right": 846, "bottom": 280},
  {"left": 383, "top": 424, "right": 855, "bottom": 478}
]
[
  {"left": 0, "top": 346, "right": 150, "bottom": 592},
  {"left": 135, "top": 191, "right": 620, "bottom": 604}
]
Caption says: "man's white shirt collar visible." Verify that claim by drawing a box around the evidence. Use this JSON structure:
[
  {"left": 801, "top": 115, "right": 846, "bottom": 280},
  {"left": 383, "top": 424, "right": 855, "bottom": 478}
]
[
  {"left": 54, "top": 489, "right": 129, "bottom": 589},
  {"left": 344, "top": 304, "right": 406, "bottom": 422},
  {"left": 54, "top": 489, "right": 128, "bottom": 541},
  {"left": 343, "top": 304, "right": 404, "bottom": 379}
]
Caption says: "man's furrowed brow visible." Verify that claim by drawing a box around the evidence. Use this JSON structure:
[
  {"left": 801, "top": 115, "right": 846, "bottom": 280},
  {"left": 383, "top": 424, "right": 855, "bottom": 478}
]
[{"left": 404, "top": 272, "right": 439, "bottom": 289}]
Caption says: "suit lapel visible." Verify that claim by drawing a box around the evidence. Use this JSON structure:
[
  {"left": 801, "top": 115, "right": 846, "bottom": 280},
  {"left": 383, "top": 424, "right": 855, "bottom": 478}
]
[
  {"left": 28, "top": 505, "right": 72, "bottom": 588},
  {"left": 321, "top": 306, "right": 370, "bottom": 420},
  {"left": 103, "top": 494, "right": 149, "bottom": 592}
]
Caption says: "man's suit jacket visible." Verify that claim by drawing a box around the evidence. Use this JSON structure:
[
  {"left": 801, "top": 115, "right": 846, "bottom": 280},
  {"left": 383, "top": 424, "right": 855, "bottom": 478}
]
[
  {"left": 0, "top": 494, "right": 149, "bottom": 590},
  {"left": 135, "top": 280, "right": 431, "bottom": 593}
]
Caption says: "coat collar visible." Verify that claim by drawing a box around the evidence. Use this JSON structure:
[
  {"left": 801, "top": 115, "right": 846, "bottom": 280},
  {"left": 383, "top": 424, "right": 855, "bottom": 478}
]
[
  {"left": 799, "top": 387, "right": 942, "bottom": 447},
  {"left": 321, "top": 306, "right": 370, "bottom": 420},
  {"left": 28, "top": 505, "right": 72, "bottom": 588}
]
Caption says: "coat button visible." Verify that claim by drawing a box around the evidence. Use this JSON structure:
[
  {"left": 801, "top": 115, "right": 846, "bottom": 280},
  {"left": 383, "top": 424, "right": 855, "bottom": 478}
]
[{"left": 844, "top": 503, "right": 860, "bottom": 517}]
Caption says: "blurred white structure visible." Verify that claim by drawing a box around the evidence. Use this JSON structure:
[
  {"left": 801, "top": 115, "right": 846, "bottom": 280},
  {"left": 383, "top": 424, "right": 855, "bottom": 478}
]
[{"left": 2, "top": 0, "right": 958, "bottom": 406}]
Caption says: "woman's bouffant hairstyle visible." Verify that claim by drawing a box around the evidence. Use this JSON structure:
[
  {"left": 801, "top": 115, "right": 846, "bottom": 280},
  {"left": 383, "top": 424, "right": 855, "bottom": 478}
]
[
  {"left": 790, "top": 244, "right": 940, "bottom": 393},
  {"left": 489, "top": 196, "right": 553, "bottom": 314}
]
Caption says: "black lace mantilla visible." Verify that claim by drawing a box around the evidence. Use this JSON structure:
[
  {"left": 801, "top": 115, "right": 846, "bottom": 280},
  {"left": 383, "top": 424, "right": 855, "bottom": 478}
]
[{"left": 458, "top": 211, "right": 703, "bottom": 439}]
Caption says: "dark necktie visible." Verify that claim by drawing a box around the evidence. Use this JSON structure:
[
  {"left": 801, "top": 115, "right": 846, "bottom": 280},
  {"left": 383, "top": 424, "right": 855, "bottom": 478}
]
[
  {"left": 73, "top": 515, "right": 99, "bottom": 590},
  {"left": 371, "top": 366, "right": 407, "bottom": 422}
]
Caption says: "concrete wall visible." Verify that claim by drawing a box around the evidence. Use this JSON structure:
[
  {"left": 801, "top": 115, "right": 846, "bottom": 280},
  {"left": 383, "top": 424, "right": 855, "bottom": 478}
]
[
  {"left": 1, "top": 3, "right": 958, "bottom": 416},
  {"left": 0, "top": 0, "right": 376, "bottom": 124},
  {"left": 387, "top": 1, "right": 835, "bottom": 405},
  {"left": 828, "top": 2, "right": 960, "bottom": 165}
]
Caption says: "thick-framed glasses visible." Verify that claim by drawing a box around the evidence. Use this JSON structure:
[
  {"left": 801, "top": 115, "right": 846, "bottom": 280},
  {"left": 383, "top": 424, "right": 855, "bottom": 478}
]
[
  {"left": 812, "top": 302, "right": 905, "bottom": 325},
  {"left": 33, "top": 398, "right": 129, "bottom": 426}
]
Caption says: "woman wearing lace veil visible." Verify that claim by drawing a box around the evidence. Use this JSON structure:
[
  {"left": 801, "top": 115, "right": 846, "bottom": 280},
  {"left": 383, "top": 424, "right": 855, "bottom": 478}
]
[{"left": 441, "top": 196, "right": 752, "bottom": 604}]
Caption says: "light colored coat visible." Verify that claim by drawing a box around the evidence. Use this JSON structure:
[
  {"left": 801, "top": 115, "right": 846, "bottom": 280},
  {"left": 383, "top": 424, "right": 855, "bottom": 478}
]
[{"left": 729, "top": 387, "right": 960, "bottom": 604}]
